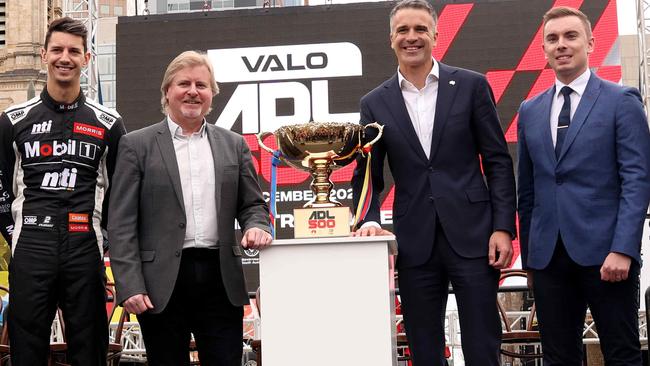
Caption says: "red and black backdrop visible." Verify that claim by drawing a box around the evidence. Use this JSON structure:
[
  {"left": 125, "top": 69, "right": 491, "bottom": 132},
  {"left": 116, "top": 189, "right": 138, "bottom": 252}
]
[{"left": 116, "top": 0, "right": 620, "bottom": 288}]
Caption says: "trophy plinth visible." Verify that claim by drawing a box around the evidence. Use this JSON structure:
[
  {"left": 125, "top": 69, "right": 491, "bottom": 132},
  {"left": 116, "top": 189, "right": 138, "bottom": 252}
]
[{"left": 258, "top": 122, "right": 383, "bottom": 238}]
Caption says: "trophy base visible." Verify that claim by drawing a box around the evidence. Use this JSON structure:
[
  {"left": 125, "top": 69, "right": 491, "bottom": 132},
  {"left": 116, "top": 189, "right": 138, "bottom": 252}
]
[{"left": 293, "top": 206, "right": 350, "bottom": 238}]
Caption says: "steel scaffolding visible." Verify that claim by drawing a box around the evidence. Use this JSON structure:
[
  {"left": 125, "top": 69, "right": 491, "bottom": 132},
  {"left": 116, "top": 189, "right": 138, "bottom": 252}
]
[{"left": 638, "top": 0, "right": 650, "bottom": 114}]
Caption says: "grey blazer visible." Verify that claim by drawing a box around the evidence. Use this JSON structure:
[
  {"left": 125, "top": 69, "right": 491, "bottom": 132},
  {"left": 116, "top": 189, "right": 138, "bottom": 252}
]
[{"left": 108, "top": 120, "right": 269, "bottom": 312}]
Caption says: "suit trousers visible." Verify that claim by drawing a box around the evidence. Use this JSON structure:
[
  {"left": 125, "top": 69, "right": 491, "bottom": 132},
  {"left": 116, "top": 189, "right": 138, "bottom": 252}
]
[
  {"left": 533, "top": 239, "right": 641, "bottom": 366},
  {"left": 137, "top": 248, "right": 244, "bottom": 366},
  {"left": 398, "top": 222, "right": 501, "bottom": 366}
]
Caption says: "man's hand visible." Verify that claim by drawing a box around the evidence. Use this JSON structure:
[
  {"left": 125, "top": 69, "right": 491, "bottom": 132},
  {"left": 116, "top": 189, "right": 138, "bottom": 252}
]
[
  {"left": 351, "top": 226, "right": 393, "bottom": 237},
  {"left": 600, "top": 252, "right": 632, "bottom": 282},
  {"left": 122, "top": 294, "right": 154, "bottom": 315},
  {"left": 241, "top": 227, "right": 272, "bottom": 250},
  {"left": 488, "top": 230, "right": 513, "bottom": 269}
]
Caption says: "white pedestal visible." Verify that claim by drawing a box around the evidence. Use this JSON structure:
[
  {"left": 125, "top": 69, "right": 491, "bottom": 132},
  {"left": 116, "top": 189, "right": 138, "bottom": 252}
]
[{"left": 259, "top": 235, "right": 398, "bottom": 366}]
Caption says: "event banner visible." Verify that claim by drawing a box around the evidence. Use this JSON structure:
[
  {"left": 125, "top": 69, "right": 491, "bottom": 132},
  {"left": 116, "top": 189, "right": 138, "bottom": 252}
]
[{"left": 116, "top": 0, "right": 619, "bottom": 288}]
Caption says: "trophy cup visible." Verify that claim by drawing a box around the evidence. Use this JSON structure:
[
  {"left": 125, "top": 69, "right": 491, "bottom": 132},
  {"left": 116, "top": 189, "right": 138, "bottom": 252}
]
[{"left": 257, "top": 122, "right": 383, "bottom": 238}]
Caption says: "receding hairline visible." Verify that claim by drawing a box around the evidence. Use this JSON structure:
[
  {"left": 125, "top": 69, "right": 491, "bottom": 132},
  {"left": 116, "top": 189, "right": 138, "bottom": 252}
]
[{"left": 389, "top": 0, "right": 438, "bottom": 32}]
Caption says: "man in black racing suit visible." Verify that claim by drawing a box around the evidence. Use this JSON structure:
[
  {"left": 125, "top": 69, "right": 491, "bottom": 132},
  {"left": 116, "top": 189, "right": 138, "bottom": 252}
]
[{"left": 0, "top": 17, "right": 125, "bottom": 365}]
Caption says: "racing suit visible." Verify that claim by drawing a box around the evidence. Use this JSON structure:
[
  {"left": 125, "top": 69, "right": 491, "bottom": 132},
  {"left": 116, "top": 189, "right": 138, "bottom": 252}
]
[{"left": 0, "top": 88, "right": 126, "bottom": 365}]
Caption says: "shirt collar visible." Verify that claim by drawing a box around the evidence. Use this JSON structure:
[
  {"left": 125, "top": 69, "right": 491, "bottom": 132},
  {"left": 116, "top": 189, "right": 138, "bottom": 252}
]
[
  {"left": 554, "top": 68, "right": 590, "bottom": 99},
  {"left": 167, "top": 116, "right": 207, "bottom": 138},
  {"left": 398, "top": 58, "right": 439, "bottom": 89},
  {"left": 40, "top": 87, "right": 85, "bottom": 112}
]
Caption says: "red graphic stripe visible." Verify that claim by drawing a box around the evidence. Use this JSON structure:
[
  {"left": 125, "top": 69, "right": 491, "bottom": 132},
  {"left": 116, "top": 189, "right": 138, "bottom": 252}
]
[
  {"left": 516, "top": 0, "right": 584, "bottom": 71},
  {"left": 486, "top": 70, "right": 516, "bottom": 103},
  {"left": 596, "top": 65, "right": 622, "bottom": 83},
  {"left": 380, "top": 186, "right": 395, "bottom": 211},
  {"left": 589, "top": 0, "right": 618, "bottom": 67},
  {"left": 434, "top": 4, "right": 474, "bottom": 61},
  {"left": 505, "top": 69, "right": 557, "bottom": 142}
]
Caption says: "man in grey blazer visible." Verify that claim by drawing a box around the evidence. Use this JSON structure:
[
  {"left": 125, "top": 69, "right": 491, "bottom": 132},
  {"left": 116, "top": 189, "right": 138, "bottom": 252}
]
[{"left": 108, "top": 50, "right": 272, "bottom": 366}]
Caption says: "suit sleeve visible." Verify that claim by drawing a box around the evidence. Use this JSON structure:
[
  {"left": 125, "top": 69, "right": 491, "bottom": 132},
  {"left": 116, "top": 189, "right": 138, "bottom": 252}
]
[
  {"left": 107, "top": 135, "right": 148, "bottom": 304},
  {"left": 516, "top": 101, "right": 534, "bottom": 269},
  {"left": 610, "top": 88, "right": 650, "bottom": 260},
  {"left": 471, "top": 75, "right": 517, "bottom": 237},
  {"left": 0, "top": 113, "right": 15, "bottom": 243},
  {"left": 351, "top": 97, "right": 386, "bottom": 228},
  {"left": 236, "top": 135, "right": 270, "bottom": 233},
  {"left": 102, "top": 117, "right": 127, "bottom": 232}
]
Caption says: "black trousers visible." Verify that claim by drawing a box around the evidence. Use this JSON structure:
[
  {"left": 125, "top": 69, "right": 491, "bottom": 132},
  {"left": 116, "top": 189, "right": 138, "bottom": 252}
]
[
  {"left": 8, "top": 229, "right": 108, "bottom": 366},
  {"left": 533, "top": 239, "right": 641, "bottom": 366},
  {"left": 137, "top": 248, "right": 244, "bottom": 366},
  {"left": 398, "top": 223, "right": 501, "bottom": 366}
]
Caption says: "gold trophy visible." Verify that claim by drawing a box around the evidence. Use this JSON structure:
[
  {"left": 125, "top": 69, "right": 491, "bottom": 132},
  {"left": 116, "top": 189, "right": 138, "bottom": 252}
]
[{"left": 257, "top": 122, "right": 383, "bottom": 238}]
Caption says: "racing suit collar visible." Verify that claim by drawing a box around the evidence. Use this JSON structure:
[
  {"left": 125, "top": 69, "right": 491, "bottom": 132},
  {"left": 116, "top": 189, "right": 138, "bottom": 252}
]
[{"left": 41, "top": 88, "right": 85, "bottom": 112}]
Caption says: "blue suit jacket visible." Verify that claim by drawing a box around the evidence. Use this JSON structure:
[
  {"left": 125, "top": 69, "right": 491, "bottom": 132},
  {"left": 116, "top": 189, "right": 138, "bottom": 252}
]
[
  {"left": 517, "top": 73, "right": 650, "bottom": 269},
  {"left": 352, "top": 63, "right": 516, "bottom": 268}
]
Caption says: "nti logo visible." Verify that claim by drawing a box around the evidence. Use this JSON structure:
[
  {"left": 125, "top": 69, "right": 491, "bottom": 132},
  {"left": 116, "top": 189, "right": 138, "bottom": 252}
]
[
  {"left": 24, "top": 140, "right": 98, "bottom": 160},
  {"left": 208, "top": 42, "right": 362, "bottom": 133},
  {"left": 31, "top": 120, "right": 52, "bottom": 134},
  {"left": 41, "top": 168, "right": 77, "bottom": 190}
]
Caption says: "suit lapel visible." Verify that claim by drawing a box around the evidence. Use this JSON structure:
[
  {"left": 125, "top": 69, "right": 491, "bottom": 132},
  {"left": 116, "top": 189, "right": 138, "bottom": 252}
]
[
  {"left": 155, "top": 119, "right": 185, "bottom": 213},
  {"left": 379, "top": 74, "right": 429, "bottom": 161},
  {"left": 557, "top": 74, "right": 601, "bottom": 161},
  {"left": 206, "top": 124, "right": 223, "bottom": 212},
  {"left": 538, "top": 87, "right": 557, "bottom": 165},
  {"left": 429, "top": 63, "right": 459, "bottom": 162}
]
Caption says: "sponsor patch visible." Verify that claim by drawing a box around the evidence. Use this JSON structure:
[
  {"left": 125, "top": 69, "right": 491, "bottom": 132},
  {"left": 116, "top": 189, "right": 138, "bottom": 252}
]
[
  {"left": 39, "top": 216, "right": 54, "bottom": 228},
  {"left": 22, "top": 215, "right": 55, "bottom": 228},
  {"left": 69, "top": 223, "right": 89, "bottom": 232},
  {"left": 0, "top": 204, "right": 10, "bottom": 214},
  {"left": 73, "top": 122, "right": 105, "bottom": 139},
  {"left": 41, "top": 168, "right": 77, "bottom": 190},
  {"left": 68, "top": 213, "right": 89, "bottom": 223},
  {"left": 31, "top": 120, "right": 52, "bottom": 134}
]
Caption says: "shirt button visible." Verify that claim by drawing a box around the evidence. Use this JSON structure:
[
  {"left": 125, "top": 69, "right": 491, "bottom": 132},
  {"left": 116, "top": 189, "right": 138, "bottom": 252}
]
[
  {"left": 428, "top": 166, "right": 434, "bottom": 172},
  {"left": 556, "top": 178, "right": 563, "bottom": 185},
  {"left": 175, "top": 250, "right": 181, "bottom": 257},
  {"left": 429, "top": 196, "right": 434, "bottom": 202},
  {"left": 179, "top": 223, "right": 186, "bottom": 229}
]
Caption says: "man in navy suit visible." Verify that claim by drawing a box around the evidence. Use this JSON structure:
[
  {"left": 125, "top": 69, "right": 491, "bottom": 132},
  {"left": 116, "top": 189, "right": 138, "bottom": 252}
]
[
  {"left": 351, "top": 0, "right": 516, "bottom": 364},
  {"left": 518, "top": 6, "right": 650, "bottom": 365}
]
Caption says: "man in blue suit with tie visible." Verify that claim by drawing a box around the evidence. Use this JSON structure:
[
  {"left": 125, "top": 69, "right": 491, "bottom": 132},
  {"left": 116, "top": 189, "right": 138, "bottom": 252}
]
[
  {"left": 518, "top": 6, "right": 650, "bottom": 365},
  {"left": 351, "top": 0, "right": 516, "bottom": 364}
]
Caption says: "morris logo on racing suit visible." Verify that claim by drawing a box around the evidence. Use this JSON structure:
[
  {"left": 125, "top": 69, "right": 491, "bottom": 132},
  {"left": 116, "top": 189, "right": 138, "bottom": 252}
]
[
  {"left": 24, "top": 140, "right": 99, "bottom": 160},
  {"left": 41, "top": 168, "right": 77, "bottom": 190},
  {"left": 73, "top": 122, "right": 105, "bottom": 140}
]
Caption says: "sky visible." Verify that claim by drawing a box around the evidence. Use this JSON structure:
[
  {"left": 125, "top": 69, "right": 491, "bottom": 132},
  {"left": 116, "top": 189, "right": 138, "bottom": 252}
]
[{"left": 617, "top": 0, "right": 638, "bottom": 35}]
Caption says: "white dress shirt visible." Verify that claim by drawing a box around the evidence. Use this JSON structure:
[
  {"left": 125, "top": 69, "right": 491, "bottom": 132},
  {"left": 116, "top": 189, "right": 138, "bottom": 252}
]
[
  {"left": 397, "top": 59, "right": 440, "bottom": 159},
  {"left": 361, "top": 60, "right": 439, "bottom": 229},
  {"left": 550, "top": 69, "right": 590, "bottom": 147},
  {"left": 167, "top": 118, "right": 218, "bottom": 249}
]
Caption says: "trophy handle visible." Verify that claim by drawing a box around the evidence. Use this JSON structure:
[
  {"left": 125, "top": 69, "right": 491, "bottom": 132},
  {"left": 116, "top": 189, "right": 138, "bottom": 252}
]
[
  {"left": 256, "top": 131, "right": 276, "bottom": 154},
  {"left": 362, "top": 122, "right": 384, "bottom": 149}
]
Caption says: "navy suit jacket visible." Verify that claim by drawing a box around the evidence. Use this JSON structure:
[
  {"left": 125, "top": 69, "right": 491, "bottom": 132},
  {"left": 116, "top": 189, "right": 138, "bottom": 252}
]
[
  {"left": 517, "top": 73, "right": 650, "bottom": 270},
  {"left": 353, "top": 62, "right": 516, "bottom": 268}
]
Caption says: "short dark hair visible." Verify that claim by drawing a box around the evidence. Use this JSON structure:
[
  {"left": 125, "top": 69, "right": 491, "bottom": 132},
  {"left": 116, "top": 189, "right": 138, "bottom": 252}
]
[
  {"left": 543, "top": 6, "right": 592, "bottom": 38},
  {"left": 44, "top": 17, "right": 88, "bottom": 52},
  {"left": 389, "top": 0, "right": 438, "bottom": 31}
]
